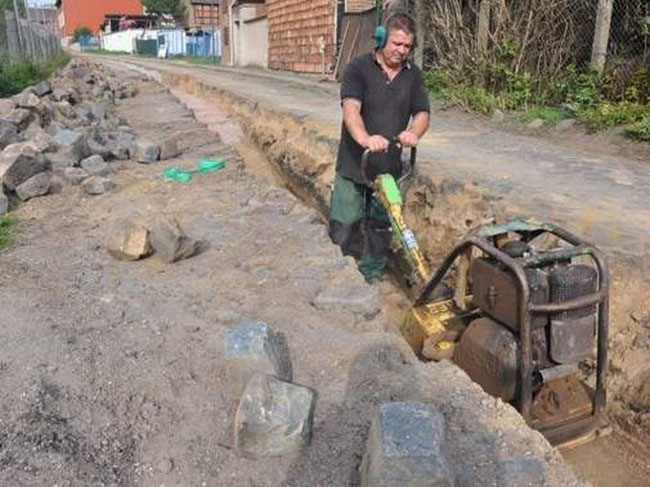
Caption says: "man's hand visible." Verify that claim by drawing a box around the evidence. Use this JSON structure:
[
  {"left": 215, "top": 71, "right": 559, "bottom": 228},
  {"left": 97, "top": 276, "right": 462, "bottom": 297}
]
[
  {"left": 397, "top": 130, "right": 419, "bottom": 148},
  {"left": 363, "top": 134, "right": 390, "bottom": 153}
]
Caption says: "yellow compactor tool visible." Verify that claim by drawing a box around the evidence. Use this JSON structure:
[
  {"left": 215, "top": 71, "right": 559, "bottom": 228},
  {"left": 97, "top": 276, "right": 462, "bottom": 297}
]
[{"left": 362, "top": 148, "right": 609, "bottom": 446}]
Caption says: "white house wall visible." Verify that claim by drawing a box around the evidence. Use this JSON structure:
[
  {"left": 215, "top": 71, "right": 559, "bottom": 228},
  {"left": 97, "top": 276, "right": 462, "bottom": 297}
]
[{"left": 233, "top": 5, "right": 268, "bottom": 68}]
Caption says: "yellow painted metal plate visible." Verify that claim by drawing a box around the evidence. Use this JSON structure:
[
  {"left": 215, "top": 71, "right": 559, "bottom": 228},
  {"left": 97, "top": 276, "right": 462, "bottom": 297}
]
[{"left": 401, "top": 296, "right": 478, "bottom": 357}]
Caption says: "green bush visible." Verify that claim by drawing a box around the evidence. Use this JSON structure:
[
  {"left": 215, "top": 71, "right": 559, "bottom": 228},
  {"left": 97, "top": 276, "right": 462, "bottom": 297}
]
[
  {"left": 425, "top": 61, "right": 650, "bottom": 141},
  {"left": 73, "top": 26, "right": 92, "bottom": 42},
  {"left": 576, "top": 101, "right": 647, "bottom": 131},
  {"left": 626, "top": 114, "right": 650, "bottom": 142},
  {"left": 0, "top": 53, "right": 69, "bottom": 97}
]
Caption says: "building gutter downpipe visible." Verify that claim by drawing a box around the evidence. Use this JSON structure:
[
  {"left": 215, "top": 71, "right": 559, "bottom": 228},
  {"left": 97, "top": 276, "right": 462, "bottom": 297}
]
[{"left": 228, "top": 0, "right": 236, "bottom": 66}]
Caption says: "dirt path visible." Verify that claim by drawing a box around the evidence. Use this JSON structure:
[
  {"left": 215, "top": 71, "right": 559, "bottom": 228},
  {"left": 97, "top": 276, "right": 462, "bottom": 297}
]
[
  {"left": 0, "top": 62, "right": 588, "bottom": 486},
  {"left": 83, "top": 57, "right": 650, "bottom": 486},
  {"left": 91, "top": 55, "right": 650, "bottom": 264}
]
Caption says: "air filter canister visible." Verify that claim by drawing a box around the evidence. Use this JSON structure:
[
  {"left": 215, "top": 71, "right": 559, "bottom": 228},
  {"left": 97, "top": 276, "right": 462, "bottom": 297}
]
[{"left": 548, "top": 264, "right": 598, "bottom": 364}]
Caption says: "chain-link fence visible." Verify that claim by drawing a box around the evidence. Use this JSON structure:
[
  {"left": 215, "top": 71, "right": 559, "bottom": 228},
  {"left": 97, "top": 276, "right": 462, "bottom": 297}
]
[
  {"left": 419, "top": 0, "right": 650, "bottom": 93},
  {"left": 0, "top": 2, "right": 61, "bottom": 65},
  {"left": 609, "top": 0, "right": 650, "bottom": 84}
]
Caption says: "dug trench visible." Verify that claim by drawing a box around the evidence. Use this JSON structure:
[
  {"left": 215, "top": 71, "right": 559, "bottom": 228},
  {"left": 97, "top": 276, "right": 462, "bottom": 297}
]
[
  {"left": 0, "top": 55, "right": 645, "bottom": 485},
  {"left": 147, "top": 65, "right": 650, "bottom": 485}
]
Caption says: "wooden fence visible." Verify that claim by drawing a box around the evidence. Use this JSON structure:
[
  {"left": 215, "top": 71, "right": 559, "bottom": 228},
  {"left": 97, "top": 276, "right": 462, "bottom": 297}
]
[{"left": 1, "top": 10, "right": 61, "bottom": 64}]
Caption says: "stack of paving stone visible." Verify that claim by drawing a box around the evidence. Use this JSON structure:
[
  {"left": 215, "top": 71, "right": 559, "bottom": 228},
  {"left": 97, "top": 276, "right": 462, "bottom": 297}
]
[{"left": 0, "top": 59, "right": 180, "bottom": 214}]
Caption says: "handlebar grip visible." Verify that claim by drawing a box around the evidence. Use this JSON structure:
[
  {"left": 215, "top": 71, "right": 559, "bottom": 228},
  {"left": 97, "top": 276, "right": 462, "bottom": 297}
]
[{"left": 360, "top": 143, "right": 417, "bottom": 186}]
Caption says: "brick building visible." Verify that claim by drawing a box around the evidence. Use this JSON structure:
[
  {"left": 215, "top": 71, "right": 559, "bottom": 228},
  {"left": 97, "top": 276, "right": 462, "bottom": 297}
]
[
  {"left": 56, "top": 0, "right": 143, "bottom": 36},
  {"left": 266, "top": 0, "right": 375, "bottom": 74},
  {"left": 183, "top": 0, "right": 221, "bottom": 29}
]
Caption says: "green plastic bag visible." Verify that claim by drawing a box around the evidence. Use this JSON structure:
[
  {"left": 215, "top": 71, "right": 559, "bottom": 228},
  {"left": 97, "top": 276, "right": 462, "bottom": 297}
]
[{"left": 164, "top": 158, "right": 226, "bottom": 182}]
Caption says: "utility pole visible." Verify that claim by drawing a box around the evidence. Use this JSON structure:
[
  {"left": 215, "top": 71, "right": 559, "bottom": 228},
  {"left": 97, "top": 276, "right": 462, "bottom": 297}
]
[
  {"left": 212, "top": 0, "right": 216, "bottom": 63},
  {"left": 591, "top": 0, "right": 614, "bottom": 72},
  {"left": 413, "top": 0, "right": 424, "bottom": 67},
  {"left": 477, "top": 0, "right": 491, "bottom": 57}
]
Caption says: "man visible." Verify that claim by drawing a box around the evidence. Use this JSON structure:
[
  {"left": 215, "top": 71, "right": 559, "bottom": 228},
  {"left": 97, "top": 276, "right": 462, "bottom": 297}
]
[{"left": 329, "top": 12, "right": 430, "bottom": 283}]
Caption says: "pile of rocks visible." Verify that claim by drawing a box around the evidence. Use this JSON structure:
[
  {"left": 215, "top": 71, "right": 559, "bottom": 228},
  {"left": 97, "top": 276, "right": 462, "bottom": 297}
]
[
  {"left": 225, "top": 322, "right": 316, "bottom": 458},
  {"left": 0, "top": 59, "right": 176, "bottom": 215}
]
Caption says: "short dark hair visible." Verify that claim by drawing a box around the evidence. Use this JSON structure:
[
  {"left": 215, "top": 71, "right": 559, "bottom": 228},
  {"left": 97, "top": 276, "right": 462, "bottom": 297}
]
[{"left": 385, "top": 12, "right": 416, "bottom": 39}]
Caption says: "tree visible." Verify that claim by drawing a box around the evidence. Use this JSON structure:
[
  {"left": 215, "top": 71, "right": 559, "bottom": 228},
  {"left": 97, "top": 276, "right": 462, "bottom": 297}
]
[
  {"left": 73, "top": 26, "right": 92, "bottom": 42},
  {"left": 142, "top": 0, "right": 187, "bottom": 20}
]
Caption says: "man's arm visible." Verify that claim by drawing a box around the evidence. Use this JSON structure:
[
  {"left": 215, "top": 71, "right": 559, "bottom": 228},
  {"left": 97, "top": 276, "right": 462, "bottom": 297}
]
[
  {"left": 342, "top": 99, "right": 390, "bottom": 153},
  {"left": 397, "top": 111, "right": 430, "bottom": 147}
]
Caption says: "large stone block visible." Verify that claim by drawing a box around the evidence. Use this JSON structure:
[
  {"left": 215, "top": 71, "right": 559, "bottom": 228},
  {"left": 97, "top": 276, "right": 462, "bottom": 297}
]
[
  {"left": 149, "top": 217, "right": 201, "bottom": 263},
  {"left": 110, "top": 132, "right": 135, "bottom": 160},
  {"left": 82, "top": 176, "right": 114, "bottom": 195},
  {"left": 234, "top": 373, "right": 316, "bottom": 458},
  {"left": 15, "top": 171, "right": 52, "bottom": 201},
  {"left": 46, "top": 148, "right": 80, "bottom": 170},
  {"left": 105, "top": 220, "right": 152, "bottom": 261},
  {"left": 52, "top": 129, "right": 85, "bottom": 159},
  {"left": 15, "top": 91, "right": 41, "bottom": 110},
  {"left": 54, "top": 101, "right": 77, "bottom": 122},
  {"left": 33, "top": 80, "right": 52, "bottom": 97},
  {"left": 1, "top": 108, "right": 32, "bottom": 130},
  {"left": 62, "top": 167, "right": 88, "bottom": 185},
  {"left": 0, "top": 143, "right": 50, "bottom": 191},
  {"left": 80, "top": 154, "right": 111, "bottom": 177},
  {"left": 131, "top": 140, "right": 160, "bottom": 164},
  {"left": 51, "top": 87, "right": 70, "bottom": 102},
  {"left": 360, "top": 402, "right": 455, "bottom": 487},
  {"left": 23, "top": 124, "right": 52, "bottom": 153},
  {"left": 86, "top": 138, "right": 112, "bottom": 159},
  {"left": 312, "top": 282, "right": 381, "bottom": 319},
  {"left": 159, "top": 139, "right": 181, "bottom": 160},
  {"left": 0, "top": 121, "right": 20, "bottom": 151},
  {"left": 226, "top": 322, "right": 292, "bottom": 400},
  {"left": 0, "top": 99, "right": 15, "bottom": 117}
]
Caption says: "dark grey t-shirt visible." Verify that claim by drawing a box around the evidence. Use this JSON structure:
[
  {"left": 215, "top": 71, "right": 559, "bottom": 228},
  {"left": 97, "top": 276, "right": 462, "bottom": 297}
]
[{"left": 336, "top": 52, "right": 430, "bottom": 184}]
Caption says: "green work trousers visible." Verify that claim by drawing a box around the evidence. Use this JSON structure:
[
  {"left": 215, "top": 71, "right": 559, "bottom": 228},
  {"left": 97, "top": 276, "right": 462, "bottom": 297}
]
[{"left": 328, "top": 172, "right": 392, "bottom": 280}]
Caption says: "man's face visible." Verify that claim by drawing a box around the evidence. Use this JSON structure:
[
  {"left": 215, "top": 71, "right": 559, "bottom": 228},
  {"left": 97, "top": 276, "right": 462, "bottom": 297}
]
[{"left": 382, "top": 29, "right": 414, "bottom": 68}]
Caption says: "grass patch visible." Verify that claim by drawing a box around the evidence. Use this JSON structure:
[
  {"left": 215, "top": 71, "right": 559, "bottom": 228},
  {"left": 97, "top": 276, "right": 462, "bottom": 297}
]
[
  {"left": 519, "top": 107, "right": 572, "bottom": 124},
  {"left": 92, "top": 49, "right": 130, "bottom": 56},
  {"left": 0, "top": 53, "right": 70, "bottom": 97},
  {"left": 0, "top": 216, "right": 17, "bottom": 248},
  {"left": 171, "top": 55, "right": 220, "bottom": 66}
]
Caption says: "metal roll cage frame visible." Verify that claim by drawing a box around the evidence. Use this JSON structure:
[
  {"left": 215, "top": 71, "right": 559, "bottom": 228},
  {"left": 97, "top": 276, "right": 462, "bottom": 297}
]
[{"left": 416, "top": 220, "right": 609, "bottom": 444}]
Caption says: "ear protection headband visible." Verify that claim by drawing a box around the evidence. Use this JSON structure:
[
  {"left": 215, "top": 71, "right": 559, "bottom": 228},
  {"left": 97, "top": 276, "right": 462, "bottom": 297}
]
[{"left": 374, "top": 12, "right": 417, "bottom": 50}]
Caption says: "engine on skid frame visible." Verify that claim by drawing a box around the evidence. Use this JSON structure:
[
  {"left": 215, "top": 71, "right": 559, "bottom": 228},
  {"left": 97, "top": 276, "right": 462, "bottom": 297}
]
[{"left": 401, "top": 219, "right": 608, "bottom": 445}]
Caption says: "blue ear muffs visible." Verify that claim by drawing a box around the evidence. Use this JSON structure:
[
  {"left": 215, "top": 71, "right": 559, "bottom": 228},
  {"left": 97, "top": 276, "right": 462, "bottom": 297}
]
[
  {"left": 374, "top": 25, "right": 388, "bottom": 49},
  {"left": 374, "top": 15, "right": 417, "bottom": 50}
]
